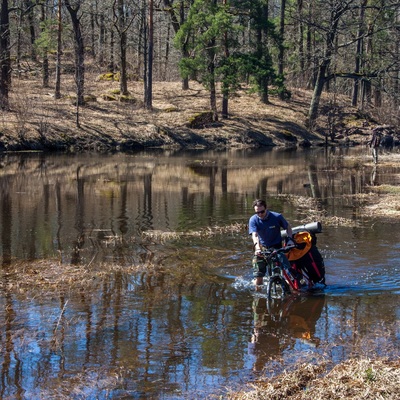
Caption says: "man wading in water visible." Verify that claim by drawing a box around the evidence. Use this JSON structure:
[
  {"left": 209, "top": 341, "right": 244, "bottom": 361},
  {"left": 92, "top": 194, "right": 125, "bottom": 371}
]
[
  {"left": 368, "top": 129, "right": 383, "bottom": 164},
  {"left": 248, "top": 199, "right": 294, "bottom": 289}
]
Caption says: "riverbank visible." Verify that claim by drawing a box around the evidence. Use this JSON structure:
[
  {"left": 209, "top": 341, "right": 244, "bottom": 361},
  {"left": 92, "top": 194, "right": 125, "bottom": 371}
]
[
  {"left": 227, "top": 357, "right": 400, "bottom": 399},
  {"left": 0, "top": 75, "right": 381, "bottom": 152}
]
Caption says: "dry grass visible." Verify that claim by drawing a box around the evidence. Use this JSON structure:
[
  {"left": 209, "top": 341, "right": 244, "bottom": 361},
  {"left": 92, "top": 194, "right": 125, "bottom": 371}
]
[
  {"left": 0, "top": 224, "right": 249, "bottom": 293},
  {"left": 226, "top": 358, "right": 400, "bottom": 400},
  {"left": 363, "top": 192, "right": 400, "bottom": 219},
  {"left": 141, "top": 222, "right": 247, "bottom": 242},
  {"left": 0, "top": 259, "right": 149, "bottom": 294},
  {"left": 278, "top": 194, "right": 361, "bottom": 227},
  {"left": 362, "top": 154, "right": 400, "bottom": 218},
  {"left": 0, "top": 219, "right": 325, "bottom": 295},
  {"left": 26, "top": 366, "right": 124, "bottom": 399},
  {"left": 1, "top": 71, "right": 368, "bottom": 151}
]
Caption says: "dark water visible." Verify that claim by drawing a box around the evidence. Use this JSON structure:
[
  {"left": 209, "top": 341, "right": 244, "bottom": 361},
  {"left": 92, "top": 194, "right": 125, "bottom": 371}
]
[{"left": 0, "top": 147, "right": 399, "bottom": 399}]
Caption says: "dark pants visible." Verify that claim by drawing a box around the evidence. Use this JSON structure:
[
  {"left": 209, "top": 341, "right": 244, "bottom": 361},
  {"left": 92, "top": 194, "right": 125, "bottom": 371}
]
[{"left": 252, "top": 252, "right": 291, "bottom": 278}]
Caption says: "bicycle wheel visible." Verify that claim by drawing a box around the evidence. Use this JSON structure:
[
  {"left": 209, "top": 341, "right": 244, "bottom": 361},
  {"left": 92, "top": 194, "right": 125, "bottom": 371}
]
[{"left": 267, "top": 276, "right": 290, "bottom": 300}]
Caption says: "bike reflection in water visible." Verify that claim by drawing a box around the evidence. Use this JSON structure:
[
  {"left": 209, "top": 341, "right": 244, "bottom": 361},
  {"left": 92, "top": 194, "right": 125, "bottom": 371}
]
[{"left": 248, "top": 295, "right": 325, "bottom": 372}]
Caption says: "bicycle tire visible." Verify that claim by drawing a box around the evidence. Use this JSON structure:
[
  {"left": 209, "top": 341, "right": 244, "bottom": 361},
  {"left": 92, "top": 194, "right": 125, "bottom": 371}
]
[{"left": 267, "top": 276, "right": 290, "bottom": 300}]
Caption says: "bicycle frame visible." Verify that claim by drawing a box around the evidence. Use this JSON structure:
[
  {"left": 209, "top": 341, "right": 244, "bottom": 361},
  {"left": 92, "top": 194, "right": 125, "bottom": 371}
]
[{"left": 259, "top": 245, "right": 302, "bottom": 298}]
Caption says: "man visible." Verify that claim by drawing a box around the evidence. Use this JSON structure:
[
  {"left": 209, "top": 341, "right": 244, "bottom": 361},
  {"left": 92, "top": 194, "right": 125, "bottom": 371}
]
[
  {"left": 248, "top": 199, "right": 294, "bottom": 287},
  {"left": 368, "top": 129, "right": 382, "bottom": 164}
]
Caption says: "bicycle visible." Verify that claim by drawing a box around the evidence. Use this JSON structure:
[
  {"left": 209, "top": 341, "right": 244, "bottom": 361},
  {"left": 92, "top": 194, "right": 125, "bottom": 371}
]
[{"left": 258, "top": 245, "right": 303, "bottom": 300}]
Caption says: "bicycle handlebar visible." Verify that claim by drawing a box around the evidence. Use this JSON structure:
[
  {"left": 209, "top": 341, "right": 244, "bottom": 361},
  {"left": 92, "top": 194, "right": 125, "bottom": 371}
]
[{"left": 258, "top": 244, "right": 297, "bottom": 259}]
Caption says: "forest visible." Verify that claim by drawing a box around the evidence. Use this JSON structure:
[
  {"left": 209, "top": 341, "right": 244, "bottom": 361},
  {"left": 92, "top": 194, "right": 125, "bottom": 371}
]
[{"left": 0, "top": 0, "right": 399, "bottom": 136}]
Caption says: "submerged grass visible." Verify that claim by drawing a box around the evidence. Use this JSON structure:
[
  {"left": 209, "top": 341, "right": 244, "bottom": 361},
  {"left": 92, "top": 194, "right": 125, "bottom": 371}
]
[
  {"left": 0, "top": 259, "right": 149, "bottom": 294},
  {"left": 141, "top": 222, "right": 247, "bottom": 242},
  {"left": 1, "top": 183, "right": 396, "bottom": 296},
  {"left": 363, "top": 188, "right": 400, "bottom": 218}
]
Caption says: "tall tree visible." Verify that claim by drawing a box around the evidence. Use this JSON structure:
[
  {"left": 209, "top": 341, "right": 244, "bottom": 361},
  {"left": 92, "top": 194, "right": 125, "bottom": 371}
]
[
  {"left": 25, "top": 0, "right": 37, "bottom": 61},
  {"left": 175, "top": 0, "right": 235, "bottom": 118},
  {"left": 307, "top": 0, "right": 351, "bottom": 126},
  {"left": 163, "top": 0, "right": 191, "bottom": 89},
  {"left": 394, "top": 8, "right": 400, "bottom": 111},
  {"left": 277, "top": 0, "right": 286, "bottom": 98},
  {"left": 144, "top": 0, "right": 154, "bottom": 109},
  {"left": 219, "top": 0, "right": 241, "bottom": 118},
  {"left": 296, "top": 0, "right": 305, "bottom": 85},
  {"left": 64, "top": 0, "right": 85, "bottom": 125},
  {"left": 352, "top": 0, "right": 367, "bottom": 107},
  {"left": 54, "top": 0, "right": 62, "bottom": 99},
  {"left": 95, "top": 4, "right": 106, "bottom": 67},
  {"left": 252, "top": 0, "right": 274, "bottom": 103},
  {"left": 221, "top": 0, "right": 230, "bottom": 118},
  {"left": 40, "top": 2, "right": 49, "bottom": 87},
  {"left": 0, "top": 0, "right": 10, "bottom": 110},
  {"left": 114, "top": 0, "right": 130, "bottom": 95},
  {"left": 16, "top": 0, "right": 37, "bottom": 72}
]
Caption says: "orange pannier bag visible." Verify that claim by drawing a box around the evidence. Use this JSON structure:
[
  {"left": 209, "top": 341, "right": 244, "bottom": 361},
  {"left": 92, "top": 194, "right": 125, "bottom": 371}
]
[{"left": 287, "top": 231, "right": 313, "bottom": 261}]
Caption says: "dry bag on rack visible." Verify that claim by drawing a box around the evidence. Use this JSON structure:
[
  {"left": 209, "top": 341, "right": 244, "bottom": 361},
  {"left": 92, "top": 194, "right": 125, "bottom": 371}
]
[{"left": 287, "top": 231, "right": 325, "bottom": 285}]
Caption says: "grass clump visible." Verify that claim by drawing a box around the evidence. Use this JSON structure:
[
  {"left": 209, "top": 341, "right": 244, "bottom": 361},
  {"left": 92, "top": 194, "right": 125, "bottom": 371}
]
[{"left": 227, "top": 358, "right": 400, "bottom": 399}]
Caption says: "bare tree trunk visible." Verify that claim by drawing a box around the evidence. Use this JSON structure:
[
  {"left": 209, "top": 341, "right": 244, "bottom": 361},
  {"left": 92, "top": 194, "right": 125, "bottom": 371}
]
[
  {"left": 180, "top": 0, "right": 189, "bottom": 90},
  {"left": 394, "top": 17, "right": 400, "bottom": 111},
  {"left": 89, "top": 3, "right": 95, "bottom": 58},
  {"left": 142, "top": 0, "right": 147, "bottom": 94},
  {"left": 395, "top": 11, "right": 400, "bottom": 111},
  {"left": 163, "top": 0, "right": 189, "bottom": 89},
  {"left": 297, "top": 0, "right": 305, "bottom": 84},
  {"left": 307, "top": 2, "right": 346, "bottom": 127},
  {"left": 374, "top": 85, "right": 382, "bottom": 108},
  {"left": 221, "top": 0, "right": 229, "bottom": 118},
  {"left": 145, "top": 0, "right": 153, "bottom": 109},
  {"left": 0, "top": 0, "right": 11, "bottom": 110},
  {"left": 163, "top": 23, "right": 170, "bottom": 80},
  {"left": 362, "top": 79, "right": 372, "bottom": 107},
  {"left": 25, "top": 0, "right": 36, "bottom": 61},
  {"left": 207, "top": 0, "right": 218, "bottom": 118},
  {"left": 352, "top": 0, "right": 367, "bottom": 107},
  {"left": 109, "top": 28, "right": 115, "bottom": 73},
  {"left": 306, "top": 1, "right": 313, "bottom": 89},
  {"left": 116, "top": 0, "right": 128, "bottom": 95},
  {"left": 362, "top": 23, "right": 374, "bottom": 109},
  {"left": 41, "top": 3, "right": 49, "bottom": 88},
  {"left": 65, "top": 0, "right": 85, "bottom": 115},
  {"left": 221, "top": 95, "right": 228, "bottom": 119},
  {"left": 258, "top": 2, "right": 270, "bottom": 104},
  {"left": 16, "top": 8, "right": 22, "bottom": 74},
  {"left": 278, "top": 0, "right": 286, "bottom": 79},
  {"left": 98, "top": 13, "right": 105, "bottom": 66},
  {"left": 209, "top": 54, "right": 217, "bottom": 119},
  {"left": 54, "top": 0, "right": 62, "bottom": 99},
  {"left": 308, "top": 63, "right": 327, "bottom": 126}
]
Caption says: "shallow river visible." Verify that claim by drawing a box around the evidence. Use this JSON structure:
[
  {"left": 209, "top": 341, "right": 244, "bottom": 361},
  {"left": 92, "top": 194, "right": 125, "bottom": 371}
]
[{"left": 0, "top": 147, "right": 399, "bottom": 399}]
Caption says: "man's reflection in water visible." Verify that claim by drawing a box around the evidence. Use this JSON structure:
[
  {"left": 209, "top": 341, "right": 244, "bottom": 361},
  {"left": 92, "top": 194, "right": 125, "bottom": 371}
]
[
  {"left": 248, "top": 295, "right": 325, "bottom": 372},
  {"left": 370, "top": 165, "right": 378, "bottom": 186}
]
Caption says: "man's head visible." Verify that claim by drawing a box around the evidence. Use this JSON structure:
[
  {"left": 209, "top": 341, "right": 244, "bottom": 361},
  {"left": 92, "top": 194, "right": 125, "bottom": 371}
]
[{"left": 253, "top": 199, "right": 267, "bottom": 217}]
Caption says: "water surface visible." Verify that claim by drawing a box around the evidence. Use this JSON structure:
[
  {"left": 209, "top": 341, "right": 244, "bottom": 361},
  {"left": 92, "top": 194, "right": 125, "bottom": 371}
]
[{"left": 0, "top": 147, "right": 399, "bottom": 399}]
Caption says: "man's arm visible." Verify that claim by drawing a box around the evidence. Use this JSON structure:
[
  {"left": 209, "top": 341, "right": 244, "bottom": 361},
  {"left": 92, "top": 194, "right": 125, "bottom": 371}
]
[
  {"left": 252, "top": 232, "right": 261, "bottom": 253},
  {"left": 286, "top": 223, "right": 293, "bottom": 238},
  {"left": 285, "top": 223, "right": 295, "bottom": 246}
]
